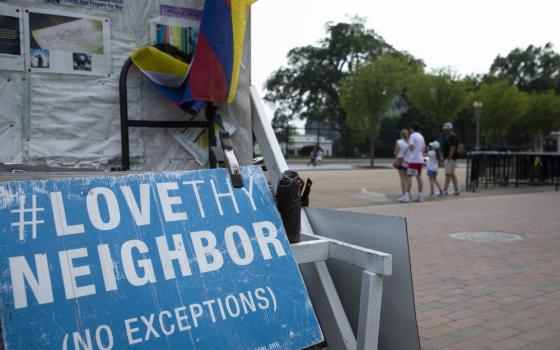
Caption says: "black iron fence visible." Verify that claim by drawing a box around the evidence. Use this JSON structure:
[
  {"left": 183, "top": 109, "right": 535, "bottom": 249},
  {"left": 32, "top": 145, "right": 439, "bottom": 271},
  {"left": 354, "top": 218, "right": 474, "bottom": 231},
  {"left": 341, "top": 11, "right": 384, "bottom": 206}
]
[
  {"left": 275, "top": 127, "right": 485, "bottom": 159},
  {"left": 466, "top": 152, "right": 560, "bottom": 192},
  {"left": 275, "top": 125, "right": 557, "bottom": 165},
  {"left": 275, "top": 126, "right": 414, "bottom": 159}
]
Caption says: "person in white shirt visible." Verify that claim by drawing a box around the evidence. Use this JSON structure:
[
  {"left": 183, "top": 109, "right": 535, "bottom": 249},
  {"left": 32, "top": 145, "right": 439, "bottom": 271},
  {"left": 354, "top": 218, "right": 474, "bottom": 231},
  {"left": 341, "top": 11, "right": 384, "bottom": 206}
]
[
  {"left": 426, "top": 141, "right": 443, "bottom": 198},
  {"left": 393, "top": 129, "right": 410, "bottom": 197},
  {"left": 398, "top": 122, "right": 426, "bottom": 203},
  {"left": 316, "top": 149, "right": 324, "bottom": 164}
]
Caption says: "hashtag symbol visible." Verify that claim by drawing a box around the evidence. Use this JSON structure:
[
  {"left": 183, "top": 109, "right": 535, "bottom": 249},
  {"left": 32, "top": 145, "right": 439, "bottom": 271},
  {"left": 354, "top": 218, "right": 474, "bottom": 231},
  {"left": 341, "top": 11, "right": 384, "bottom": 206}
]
[{"left": 10, "top": 195, "right": 45, "bottom": 241}]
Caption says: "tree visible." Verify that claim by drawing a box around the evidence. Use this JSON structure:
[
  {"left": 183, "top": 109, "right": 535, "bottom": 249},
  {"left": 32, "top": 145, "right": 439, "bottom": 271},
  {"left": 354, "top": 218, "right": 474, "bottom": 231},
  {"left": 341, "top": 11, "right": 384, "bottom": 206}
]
[
  {"left": 271, "top": 113, "right": 296, "bottom": 156},
  {"left": 474, "top": 80, "right": 528, "bottom": 146},
  {"left": 488, "top": 43, "right": 560, "bottom": 94},
  {"left": 264, "top": 17, "right": 420, "bottom": 131},
  {"left": 340, "top": 54, "right": 418, "bottom": 166},
  {"left": 271, "top": 113, "right": 293, "bottom": 132},
  {"left": 515, "top": 91, "right": 560, "bottom": 149},
  {"left": 406, "top": 69, "right": 469, "bottom": 135}
]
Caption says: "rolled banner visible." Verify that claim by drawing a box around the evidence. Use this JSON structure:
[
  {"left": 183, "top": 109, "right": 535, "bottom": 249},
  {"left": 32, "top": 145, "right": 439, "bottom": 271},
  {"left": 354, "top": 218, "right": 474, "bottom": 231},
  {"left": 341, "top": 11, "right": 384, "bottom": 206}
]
[{"left": 276, "top": 170, "right": 304, "bottom": 243}]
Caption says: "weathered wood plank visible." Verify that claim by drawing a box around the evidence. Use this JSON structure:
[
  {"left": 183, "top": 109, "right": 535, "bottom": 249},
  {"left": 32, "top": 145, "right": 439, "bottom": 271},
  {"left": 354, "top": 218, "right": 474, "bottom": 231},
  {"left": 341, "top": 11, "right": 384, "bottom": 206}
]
[
  {"left": 250, "top": 86, "right": 288, "bottom": 189},
  {"left": 292, "top": 240, "right": 329, "bottom": 264},
  {"left": 302, "top": 233, "right": 392, "bottom": 276},
  {"left": 301, "top": 261, "right": 358, "bottom": 350},
  {"left": 357, "top": 270, "right": 384, "bottom": 350}
]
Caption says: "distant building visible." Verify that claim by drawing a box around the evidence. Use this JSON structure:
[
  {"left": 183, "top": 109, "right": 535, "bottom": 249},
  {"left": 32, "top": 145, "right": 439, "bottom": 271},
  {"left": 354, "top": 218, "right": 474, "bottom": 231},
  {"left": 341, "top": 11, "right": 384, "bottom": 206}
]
[
  {"left": 549, "top": 131, "right": 560, "bottom": 152},
  {"left": 279, "top": 134, "right": 333, "bottom": 156},
  {"left": 304, "top": 121, "right": 341, "bottom": 144}
]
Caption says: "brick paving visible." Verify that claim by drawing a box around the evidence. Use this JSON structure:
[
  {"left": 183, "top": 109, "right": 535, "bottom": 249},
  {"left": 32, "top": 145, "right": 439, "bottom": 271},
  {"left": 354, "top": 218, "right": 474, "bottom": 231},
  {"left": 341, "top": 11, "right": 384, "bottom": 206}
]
[
  {"left": 298, "top": 167, "right": 560, "bottom": 350},
  {"left": 351, "top": 192, "right": 560, "bottom": 350}
]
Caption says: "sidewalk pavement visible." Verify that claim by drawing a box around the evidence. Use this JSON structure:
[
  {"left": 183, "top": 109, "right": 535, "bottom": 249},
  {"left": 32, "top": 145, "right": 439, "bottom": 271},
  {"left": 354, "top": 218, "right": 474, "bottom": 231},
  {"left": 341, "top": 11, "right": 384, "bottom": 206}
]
[
  {"left": 351, "top": 192, "right": 560, "bottom": 350},
  {"left": 297, "top": 167, "right": 560, "bottom": 350},
  {"left": 296, "top": 167, "right": 540, "bottom": 210},
  {"left": 288, "top": 159, "right": 466, "bottom": 171}
]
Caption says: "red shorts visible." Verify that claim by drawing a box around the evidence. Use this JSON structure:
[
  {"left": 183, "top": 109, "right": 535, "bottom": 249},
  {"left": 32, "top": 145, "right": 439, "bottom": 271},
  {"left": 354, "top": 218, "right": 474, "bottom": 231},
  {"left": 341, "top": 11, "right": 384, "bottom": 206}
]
[{"left": 406, "top": 163, "right": 423, "bottom": 176}]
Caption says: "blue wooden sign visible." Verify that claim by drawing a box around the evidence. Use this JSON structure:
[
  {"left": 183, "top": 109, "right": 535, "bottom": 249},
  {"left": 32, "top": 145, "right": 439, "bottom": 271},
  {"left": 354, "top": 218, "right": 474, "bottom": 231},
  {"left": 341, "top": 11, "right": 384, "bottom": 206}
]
[{"left": 0, "top": 166, "right": 323, "bottom": 349}]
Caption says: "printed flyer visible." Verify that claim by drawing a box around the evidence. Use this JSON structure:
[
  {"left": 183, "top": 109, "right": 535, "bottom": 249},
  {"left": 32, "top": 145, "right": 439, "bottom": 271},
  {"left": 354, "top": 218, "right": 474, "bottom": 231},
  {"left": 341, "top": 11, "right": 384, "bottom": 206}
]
[
  {"left": 168, "top": 114, "right": 237, "bottom": 166},
  {"left": 46, "top": 0, "right": 124, "bottom": 11},
  {"left": 0, "top": 3, "right": 24, "bottom": 71},
  {"left": 152, "top": 6, "right": 202, "bottom": 58},
  {"left": 24, "top": 8, "right": 111, "bottom": 76}
]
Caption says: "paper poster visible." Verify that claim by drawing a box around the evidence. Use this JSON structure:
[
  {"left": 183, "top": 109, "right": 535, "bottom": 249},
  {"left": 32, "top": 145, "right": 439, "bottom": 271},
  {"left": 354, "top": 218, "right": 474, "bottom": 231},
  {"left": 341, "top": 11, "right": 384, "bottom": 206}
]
[
  {"left": 46, "top": 0, "right": 124, "bottom": 11},
  {"left": 151, "top": 14, "right": 201, "bottom": 57},
  {"left": 169, "top": 114, "right": 237, "bottom": 166},
  {"left": 24, "top": 9, "right": 111, "bottom": 76},
  {"left": 0, "top": 4, "right": 24, "bottom": 71},
  {"left": 160, "top": 4, "right": 203, "bottom": 21}
]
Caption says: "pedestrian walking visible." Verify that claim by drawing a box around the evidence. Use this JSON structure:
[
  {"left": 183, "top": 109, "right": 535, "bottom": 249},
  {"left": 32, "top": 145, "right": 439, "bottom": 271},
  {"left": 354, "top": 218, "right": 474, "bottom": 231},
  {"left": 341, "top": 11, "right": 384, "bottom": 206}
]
[
  {"left": 393, "top": 129, "right": 410, "bottom": 197},
  {"left": 307, "top": 148, "right": 317, "bottom": 167},
  {"left": 315, "top": 148, "right": 324, "bottom": 165},
  {"left": 441, "top": 122, "right": 460, "bottom": 195},
  {"left": 398, "top": 122, "right": 426, "bottom": 203},
  {"left": 426, "top": 141, "right": 443, "bottom": 198}
]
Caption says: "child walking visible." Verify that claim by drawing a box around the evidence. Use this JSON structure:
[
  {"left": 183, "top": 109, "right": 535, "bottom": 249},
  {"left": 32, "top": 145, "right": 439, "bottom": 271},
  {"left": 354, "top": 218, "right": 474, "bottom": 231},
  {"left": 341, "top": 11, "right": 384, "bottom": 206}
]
[{"left": 427, "top": 141, "right": 443, "bottom": 198}]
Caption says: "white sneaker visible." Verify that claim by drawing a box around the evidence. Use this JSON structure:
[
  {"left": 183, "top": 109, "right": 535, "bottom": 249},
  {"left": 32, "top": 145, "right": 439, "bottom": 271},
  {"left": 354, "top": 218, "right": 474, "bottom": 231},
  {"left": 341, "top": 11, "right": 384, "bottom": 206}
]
[
  {"left": 414, "top": 194, "right": 424, "bottom": 202},
  {"left": 397, "top": 194, "right": 410, "bottom": 203},
  {"left": 452, "top": 190, "right": 460, "bottom": 196}
]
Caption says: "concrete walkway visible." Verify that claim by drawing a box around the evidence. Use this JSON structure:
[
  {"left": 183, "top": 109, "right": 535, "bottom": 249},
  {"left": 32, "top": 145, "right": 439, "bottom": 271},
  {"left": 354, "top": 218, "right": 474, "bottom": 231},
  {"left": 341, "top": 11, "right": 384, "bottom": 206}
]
[
  {"left": 352, "top": 192, "right": 560, "bottom": 350},
  {"left": 297, "top": 167, "right": 560, "bottom": 350}
]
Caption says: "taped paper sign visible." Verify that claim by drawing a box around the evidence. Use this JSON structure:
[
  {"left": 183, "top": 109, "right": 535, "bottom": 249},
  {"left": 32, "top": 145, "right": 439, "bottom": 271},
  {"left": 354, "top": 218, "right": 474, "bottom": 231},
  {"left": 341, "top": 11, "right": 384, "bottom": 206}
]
[
  {"left": 0, "top": 3, "right": 24, "bottom": 71},
  {"left": 46, "top": 0, "right": 124, "bottom": 11},
  {"left": 24, "top": 9, "right": 111, "bottom": 76},
  {"left": 160, "top": 4, "right": 203, "bottom": 21},
  {"left": 32, "top": 19, "right": 103, "bottom": 54},
  {"left": 0, "top": 166, "right": 323, "bottom": 349},
  {"left": 169, "top": 113, "right": 237, "bottom": 166},
  {"left": 151, "top": 14, "right": 201, "bottom": 59}
]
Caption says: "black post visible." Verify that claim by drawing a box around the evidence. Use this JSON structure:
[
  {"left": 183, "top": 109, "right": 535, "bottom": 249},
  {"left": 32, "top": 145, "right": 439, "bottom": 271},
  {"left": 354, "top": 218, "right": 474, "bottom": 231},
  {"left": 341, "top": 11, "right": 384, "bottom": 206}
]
[
  {"left": 119, "top": 57, "right": 134, "bottom": 170},
  {"left": 466, "top": 153, "right": 470, "bottom": 191},
  {"left": 345, "top": 127, "right": 350, "bottom": 159},
  {"left": 206, "top": 103, "right": 217, "bottom": 169},
  {"left": 285, "top": 126, "right": 289, "bottom": 159}
]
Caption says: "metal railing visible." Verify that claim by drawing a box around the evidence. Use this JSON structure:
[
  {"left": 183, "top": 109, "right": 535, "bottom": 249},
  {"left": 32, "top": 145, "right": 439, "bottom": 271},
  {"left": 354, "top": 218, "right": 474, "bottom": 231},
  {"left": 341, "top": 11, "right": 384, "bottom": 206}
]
[{"left": 466, "top": 151, "right": 560, "bottom": 192}]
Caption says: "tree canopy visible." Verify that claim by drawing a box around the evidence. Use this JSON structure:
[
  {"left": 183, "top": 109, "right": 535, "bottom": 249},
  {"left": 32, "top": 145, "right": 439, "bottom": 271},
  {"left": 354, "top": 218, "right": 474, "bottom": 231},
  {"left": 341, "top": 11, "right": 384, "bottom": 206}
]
[
  {"left": 340, "top": 54, "right": 418, "bottom": 165},
  {"left": 341, "top": 55, "right": 416, "bottom": 132},
  {"left": 406, "top": 69, "right": 469, "bottom": 135},
  {"left": 264, "top": 17, "right": 420, "bottom": 130},
  {"left": 474, "top": 80, "right": 529, "bottom": 145},
  {"left": 488, "top": 43, "right": 560, "bottom": 94},
  {"left": 265, "top": 18, "right": 560, "bottom": 155},
  {"left": 515, "top": 91, "right": 560, "bottom": 144}
]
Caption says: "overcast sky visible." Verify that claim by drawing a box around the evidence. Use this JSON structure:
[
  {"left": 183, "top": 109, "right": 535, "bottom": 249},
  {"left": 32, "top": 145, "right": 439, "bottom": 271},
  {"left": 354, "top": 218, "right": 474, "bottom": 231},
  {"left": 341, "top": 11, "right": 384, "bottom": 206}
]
[{"left": 251, "top": 0, "right": 559, "bottom": 122}]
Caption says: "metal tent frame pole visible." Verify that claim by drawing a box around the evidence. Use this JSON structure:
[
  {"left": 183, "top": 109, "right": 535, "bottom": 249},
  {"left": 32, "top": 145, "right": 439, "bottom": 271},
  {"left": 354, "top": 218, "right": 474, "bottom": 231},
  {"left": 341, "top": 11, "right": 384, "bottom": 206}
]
[
  {"left": 119, "top": 56, "right": 216, "bottom": 170},
  {"left": 251, "top": 86, "right": 392, "bottom": 350}
]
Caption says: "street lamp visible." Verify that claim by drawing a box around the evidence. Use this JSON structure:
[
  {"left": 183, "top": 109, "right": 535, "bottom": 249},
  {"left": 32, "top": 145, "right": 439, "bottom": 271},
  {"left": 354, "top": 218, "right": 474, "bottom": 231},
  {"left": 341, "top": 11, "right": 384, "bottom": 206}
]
[{"left": 473, "top": 101, "right": 483, "bottom": 151}]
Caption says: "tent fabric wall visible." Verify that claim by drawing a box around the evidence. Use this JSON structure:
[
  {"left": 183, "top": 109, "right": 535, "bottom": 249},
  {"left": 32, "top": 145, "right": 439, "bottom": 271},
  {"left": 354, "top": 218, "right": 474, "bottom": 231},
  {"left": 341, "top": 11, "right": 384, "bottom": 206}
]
[
  {"left": 0, "top": 75, "right": 23, "bottom": 163},
  {"left": 0, "top": 0, "right": 253, "bottom": 170}
]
